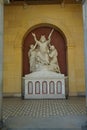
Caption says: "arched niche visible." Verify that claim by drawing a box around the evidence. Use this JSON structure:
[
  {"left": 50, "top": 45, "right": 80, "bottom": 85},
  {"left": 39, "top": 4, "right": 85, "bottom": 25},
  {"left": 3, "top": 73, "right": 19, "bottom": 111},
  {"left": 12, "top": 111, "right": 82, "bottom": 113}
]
[{"left": 22, "top": 23, "right": 67, "bottom": 76}]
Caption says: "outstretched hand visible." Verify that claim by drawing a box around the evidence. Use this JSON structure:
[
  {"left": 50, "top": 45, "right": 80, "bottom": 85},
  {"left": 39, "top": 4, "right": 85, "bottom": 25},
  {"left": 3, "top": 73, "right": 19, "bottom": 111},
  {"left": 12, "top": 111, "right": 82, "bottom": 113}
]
[{"left": 32, "top": 33, "right": 36, "bottom": 37}]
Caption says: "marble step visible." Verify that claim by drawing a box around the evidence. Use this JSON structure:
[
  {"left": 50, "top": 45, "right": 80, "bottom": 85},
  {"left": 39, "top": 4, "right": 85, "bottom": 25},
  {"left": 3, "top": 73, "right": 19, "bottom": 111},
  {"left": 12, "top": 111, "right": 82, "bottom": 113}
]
[{"left": 2, "top": 115, "right": 87, "bottom": 130}]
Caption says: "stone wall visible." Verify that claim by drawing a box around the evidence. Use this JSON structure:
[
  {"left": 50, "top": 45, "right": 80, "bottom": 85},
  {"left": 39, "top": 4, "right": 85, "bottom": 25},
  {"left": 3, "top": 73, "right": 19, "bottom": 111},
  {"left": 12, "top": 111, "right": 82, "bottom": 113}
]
[{"left": 3, "top": 4, "right": 85, "bottom": 96}]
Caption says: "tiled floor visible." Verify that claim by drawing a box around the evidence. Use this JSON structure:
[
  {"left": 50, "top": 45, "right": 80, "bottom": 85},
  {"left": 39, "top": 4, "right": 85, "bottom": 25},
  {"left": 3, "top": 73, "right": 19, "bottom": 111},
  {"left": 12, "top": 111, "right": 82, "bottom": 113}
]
[{"left": 2, "top": 96, "right": 86, "bottom": 122}]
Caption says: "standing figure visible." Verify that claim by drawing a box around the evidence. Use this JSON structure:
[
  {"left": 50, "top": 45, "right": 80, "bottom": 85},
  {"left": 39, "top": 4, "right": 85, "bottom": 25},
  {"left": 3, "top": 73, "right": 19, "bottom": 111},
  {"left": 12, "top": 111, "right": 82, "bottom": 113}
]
[
  {"left": 28, "top": 44, "right": 37, "bottom": 72},
  {"left": 49, "top": 45, "right": 61, "bottom": 73}
]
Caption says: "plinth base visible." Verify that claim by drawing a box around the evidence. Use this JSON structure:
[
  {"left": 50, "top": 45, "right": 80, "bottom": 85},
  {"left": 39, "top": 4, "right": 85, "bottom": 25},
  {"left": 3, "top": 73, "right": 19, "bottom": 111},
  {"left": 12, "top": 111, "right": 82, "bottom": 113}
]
[{"left": 22, "top": 71, "right": 66, "bottom": 99}]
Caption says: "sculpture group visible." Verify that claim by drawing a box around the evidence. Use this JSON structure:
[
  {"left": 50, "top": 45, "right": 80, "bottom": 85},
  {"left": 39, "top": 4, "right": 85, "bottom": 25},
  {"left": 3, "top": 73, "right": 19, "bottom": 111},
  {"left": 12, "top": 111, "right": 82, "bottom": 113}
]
[
  {"left": 28, "top": 29, "right": 61, "bottom": 73},
  {"left": 23, "top": 29, "right": 66, "bottom": 99}
]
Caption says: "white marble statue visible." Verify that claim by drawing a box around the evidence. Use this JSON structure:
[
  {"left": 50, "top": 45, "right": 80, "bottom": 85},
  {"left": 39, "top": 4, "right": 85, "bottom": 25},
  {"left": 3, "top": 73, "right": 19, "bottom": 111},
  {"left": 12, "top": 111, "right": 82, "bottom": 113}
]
[
  {"left": 28, "top": 29, "right": 61, "bottom": 73},
  {"left": 49, "top": 45, "right": 61, "bottom": 73},
  {"left": 28, "top": 44, "right": 37, "bottom": 72}
]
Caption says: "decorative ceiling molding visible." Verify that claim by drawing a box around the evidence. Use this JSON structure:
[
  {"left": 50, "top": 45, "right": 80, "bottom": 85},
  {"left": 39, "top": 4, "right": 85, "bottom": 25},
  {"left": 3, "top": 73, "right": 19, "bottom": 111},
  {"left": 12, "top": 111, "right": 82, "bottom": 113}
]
[{"left": 4, "top": 0, "right": 82, "bottom": 5}]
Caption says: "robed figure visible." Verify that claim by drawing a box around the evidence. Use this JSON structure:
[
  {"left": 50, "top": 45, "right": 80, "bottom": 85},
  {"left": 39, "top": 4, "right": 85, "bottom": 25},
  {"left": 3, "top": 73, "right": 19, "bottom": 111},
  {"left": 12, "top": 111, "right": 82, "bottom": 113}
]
[{"left": 28, "top": 29, "right": 61, "bottom": 73}]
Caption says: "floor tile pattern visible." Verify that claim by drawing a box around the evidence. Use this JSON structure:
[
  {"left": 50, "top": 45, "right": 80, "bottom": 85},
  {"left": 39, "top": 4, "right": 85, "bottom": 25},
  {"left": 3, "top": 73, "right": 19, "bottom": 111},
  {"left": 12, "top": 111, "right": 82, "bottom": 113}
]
[{"left": 2, "top": 97, "right": 86, "bottom": 122}]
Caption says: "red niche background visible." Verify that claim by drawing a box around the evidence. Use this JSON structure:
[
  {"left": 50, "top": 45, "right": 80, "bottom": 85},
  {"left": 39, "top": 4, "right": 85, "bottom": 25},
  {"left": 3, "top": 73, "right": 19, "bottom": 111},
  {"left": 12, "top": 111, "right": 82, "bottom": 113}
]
[{"left": 22, "top": 26, "right": 67, "bottom": 76}]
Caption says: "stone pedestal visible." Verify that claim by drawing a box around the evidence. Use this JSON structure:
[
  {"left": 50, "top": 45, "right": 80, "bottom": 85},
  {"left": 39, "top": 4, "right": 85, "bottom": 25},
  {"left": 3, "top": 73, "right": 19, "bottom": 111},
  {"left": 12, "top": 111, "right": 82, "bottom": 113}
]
[{"left": 22, "top": 71, "right": 66, "bottom": 99}]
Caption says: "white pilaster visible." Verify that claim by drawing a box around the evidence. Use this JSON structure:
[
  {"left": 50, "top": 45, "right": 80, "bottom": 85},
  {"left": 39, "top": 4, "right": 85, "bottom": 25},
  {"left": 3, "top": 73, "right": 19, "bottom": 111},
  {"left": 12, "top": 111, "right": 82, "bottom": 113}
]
[
  {"left": 0, "top": 0, "right": 3, "bottom": 128},
  {"left": 82, "top": 0, "right": 87, "bottom": 106}
]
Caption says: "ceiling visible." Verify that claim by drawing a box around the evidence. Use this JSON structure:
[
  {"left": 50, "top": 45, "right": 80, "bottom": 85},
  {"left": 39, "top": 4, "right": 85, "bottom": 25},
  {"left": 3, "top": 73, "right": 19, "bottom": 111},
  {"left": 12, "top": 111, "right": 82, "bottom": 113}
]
[{"left": 4, "top": 0, "right": 83, "bottom": 5}]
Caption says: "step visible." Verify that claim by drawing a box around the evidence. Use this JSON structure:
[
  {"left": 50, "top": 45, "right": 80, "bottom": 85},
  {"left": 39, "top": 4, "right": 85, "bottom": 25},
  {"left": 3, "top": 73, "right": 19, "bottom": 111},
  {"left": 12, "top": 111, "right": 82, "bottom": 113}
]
[{"left": 2, "top": 115, "right": 87, "bottom": 130}]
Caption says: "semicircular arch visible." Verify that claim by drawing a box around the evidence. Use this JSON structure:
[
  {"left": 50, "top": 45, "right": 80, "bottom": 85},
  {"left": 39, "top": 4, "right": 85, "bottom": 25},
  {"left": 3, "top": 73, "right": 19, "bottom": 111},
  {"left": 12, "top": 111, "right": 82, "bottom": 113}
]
[
  {"left": 22, "top": 23, "right": 69, "bottom": 76},
  {"left": 14, "top": 22, "right": 74, "bottom": 48}
]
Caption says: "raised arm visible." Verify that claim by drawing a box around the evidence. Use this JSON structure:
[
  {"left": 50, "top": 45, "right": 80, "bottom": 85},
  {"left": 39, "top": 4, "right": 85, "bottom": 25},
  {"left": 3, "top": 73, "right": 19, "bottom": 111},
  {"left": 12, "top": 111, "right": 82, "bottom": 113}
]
[
  {"left": 48, "top": 29, "right": 54, "bottom": 40},
  {"left": 32, "top": 33, "right": 41, "bottom": 46},
  {"left": 32, "top": 33, "right": 38, "bottom": 42}
]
